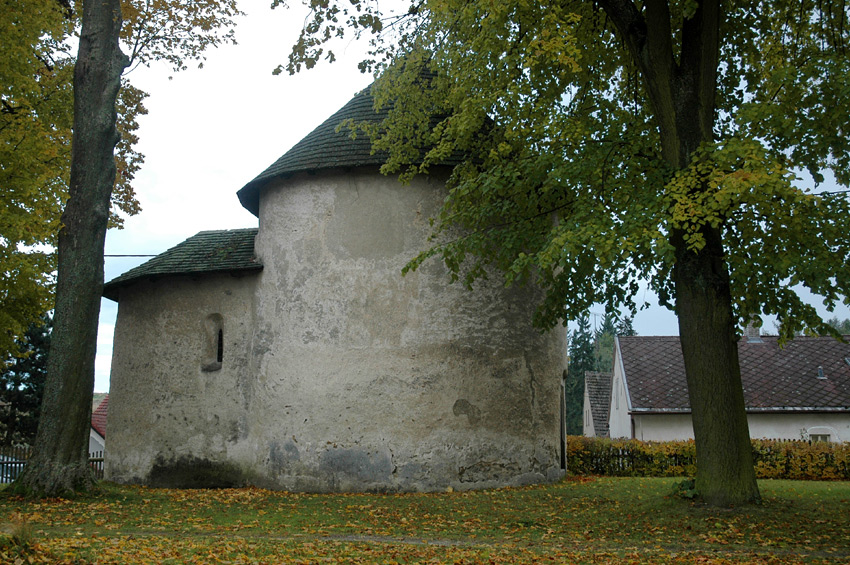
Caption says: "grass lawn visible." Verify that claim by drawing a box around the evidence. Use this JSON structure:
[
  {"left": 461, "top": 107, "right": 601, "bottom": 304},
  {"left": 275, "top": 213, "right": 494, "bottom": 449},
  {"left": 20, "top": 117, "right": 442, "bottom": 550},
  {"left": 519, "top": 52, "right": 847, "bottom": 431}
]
[{"left": 1, "top": 477, "right": 849, "bottom": 564}]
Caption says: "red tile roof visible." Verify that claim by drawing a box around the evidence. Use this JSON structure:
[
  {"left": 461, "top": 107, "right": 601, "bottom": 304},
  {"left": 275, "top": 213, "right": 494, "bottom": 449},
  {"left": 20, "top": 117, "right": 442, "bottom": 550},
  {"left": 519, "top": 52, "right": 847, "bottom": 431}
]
[
  {"left": 618, "top": 336, "right": 850, "bottom": 413},
  {"left": 91, "top": 394, "right": 108, "bottom": 438}
]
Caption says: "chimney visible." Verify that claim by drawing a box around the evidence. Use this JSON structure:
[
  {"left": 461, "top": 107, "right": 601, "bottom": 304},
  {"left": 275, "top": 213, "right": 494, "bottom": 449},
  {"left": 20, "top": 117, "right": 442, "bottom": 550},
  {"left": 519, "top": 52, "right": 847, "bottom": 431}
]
[{"left": 744, "top": 318, "right": 763, "bottom": 343}]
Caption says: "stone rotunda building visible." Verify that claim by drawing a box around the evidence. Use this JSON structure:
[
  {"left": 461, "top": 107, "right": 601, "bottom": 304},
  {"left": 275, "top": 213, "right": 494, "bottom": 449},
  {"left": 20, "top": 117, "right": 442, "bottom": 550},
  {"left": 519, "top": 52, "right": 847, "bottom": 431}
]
[{"left": 103, "top": 85, "right": 568, "bottom": 492}]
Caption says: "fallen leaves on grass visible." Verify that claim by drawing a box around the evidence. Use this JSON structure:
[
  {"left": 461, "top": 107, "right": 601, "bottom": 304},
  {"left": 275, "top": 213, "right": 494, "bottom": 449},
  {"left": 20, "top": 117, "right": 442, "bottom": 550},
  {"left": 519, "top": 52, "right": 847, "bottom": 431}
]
[{"left": 1, "top": 478, "right": 849, "bottom": 563}]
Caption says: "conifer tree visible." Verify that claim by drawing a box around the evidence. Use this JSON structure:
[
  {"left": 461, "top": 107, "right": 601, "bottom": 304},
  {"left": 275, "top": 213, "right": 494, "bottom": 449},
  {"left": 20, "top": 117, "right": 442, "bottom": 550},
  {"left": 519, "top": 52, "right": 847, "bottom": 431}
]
[
  {"left": 566, "top": 315, "right": 595, "bottom": 435},
  {"left": 0, "top": 316, "right": 51, "bottom": 446}
]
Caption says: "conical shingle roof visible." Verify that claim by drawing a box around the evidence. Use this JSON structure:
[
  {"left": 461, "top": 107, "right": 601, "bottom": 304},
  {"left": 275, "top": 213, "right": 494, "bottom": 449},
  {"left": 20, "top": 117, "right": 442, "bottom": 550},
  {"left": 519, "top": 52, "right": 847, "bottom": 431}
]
[
  {"left": 236, "top": 87, "right": 389, "bottom": 217},
  {"left": 236, "top": 71, "right": 465, "bottom": 217}
]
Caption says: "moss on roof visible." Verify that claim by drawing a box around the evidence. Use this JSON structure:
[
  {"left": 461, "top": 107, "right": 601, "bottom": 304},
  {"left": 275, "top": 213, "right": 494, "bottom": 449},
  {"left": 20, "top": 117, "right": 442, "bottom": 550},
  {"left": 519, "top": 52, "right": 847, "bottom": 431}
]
[{"left": 103, "top": 228, "right": 262, "bottom": 301}]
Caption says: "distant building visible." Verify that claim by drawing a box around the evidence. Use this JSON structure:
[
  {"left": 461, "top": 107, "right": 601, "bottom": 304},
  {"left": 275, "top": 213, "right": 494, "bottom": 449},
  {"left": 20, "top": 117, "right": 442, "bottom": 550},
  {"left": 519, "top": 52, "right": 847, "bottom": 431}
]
[
  {"left": 600, "top": 335, "right": 850, "bottom": 442},
  {"left": 582, "top": 372, "right": 612, "bottom": 438},
  {"left": 90, "top": 395, "right": 108, "bottom": 454}
]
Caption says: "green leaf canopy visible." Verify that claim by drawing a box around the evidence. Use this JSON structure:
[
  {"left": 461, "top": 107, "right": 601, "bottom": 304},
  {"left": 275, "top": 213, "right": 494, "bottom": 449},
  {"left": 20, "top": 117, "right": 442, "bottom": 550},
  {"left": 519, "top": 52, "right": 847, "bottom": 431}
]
[{"left": 295, "top": 0, "right": 850, "bottom": 340}]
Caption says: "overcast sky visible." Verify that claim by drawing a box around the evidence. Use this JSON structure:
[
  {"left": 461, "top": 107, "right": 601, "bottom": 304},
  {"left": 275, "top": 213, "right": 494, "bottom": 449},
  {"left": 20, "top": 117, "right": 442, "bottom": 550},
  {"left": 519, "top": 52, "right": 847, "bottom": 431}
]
[{"left": 92, "top": 0, "right": 843, "bottom": 392}]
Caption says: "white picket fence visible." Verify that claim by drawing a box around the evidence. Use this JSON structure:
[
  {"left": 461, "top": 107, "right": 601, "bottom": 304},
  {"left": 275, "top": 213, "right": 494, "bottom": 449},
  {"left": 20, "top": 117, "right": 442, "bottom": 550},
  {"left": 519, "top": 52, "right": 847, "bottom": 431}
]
[{"left": 0, "top": 446, "right": 104, "bottom": 483}]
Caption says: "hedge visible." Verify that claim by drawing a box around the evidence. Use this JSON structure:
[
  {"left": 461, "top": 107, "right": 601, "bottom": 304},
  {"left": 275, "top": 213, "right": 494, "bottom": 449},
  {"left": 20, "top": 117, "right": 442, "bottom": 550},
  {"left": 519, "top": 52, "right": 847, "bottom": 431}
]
[{"left": 567, "top": 436, "right": 850, "bottom": 480}]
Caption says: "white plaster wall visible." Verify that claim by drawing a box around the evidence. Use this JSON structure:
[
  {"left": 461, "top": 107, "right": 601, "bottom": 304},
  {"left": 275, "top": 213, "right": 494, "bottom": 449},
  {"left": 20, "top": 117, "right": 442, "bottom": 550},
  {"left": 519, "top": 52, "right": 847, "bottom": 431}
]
[
  {"left": 748, "top": 413, "right": 850, "bottom": 442},
  {"left": 632, "top": 413, "right": 694, "bottom": 441},
  {"left": 631, "top": 413, "right": 850, "bottom": 442},
  {"left": 106, "top": 273, "right": 257, "bottom": 484},
  {"left": 608, "top": 345, "right": 631, "bottom": 439},
  {"left": 237, "top": 169, "right": 568, "bottom": 492},
  {"left": 582, "top": 385, "right": 595, "bottom": 437},
  {"left": 89, "top": 430, "right": 105, "bottom": 455}
]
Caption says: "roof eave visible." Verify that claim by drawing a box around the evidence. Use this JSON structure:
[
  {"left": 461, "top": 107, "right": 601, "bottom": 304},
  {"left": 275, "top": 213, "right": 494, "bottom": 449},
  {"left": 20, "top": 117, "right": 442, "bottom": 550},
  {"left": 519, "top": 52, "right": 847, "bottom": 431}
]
[
  {"left": 236, "top": 180, "right": 263, "bottom": 218},
  {"left": 630, "top": 406, "right": 850, "bottom": 415},
  {"left": 103, "top": 265, "right": 263, "bottom": 302}
]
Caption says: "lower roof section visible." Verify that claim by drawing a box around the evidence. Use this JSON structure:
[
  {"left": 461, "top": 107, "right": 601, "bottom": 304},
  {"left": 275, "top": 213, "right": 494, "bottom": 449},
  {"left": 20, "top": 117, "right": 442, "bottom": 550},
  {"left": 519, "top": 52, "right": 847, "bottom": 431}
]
[{"left": 103, "top": 228, "right": 262, "bottom": 301}]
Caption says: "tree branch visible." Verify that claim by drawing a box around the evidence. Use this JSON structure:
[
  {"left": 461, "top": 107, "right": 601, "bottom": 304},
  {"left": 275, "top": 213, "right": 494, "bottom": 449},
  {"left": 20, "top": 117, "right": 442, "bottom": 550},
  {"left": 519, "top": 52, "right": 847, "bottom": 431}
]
[{"left": 597, "top": 0, "right": 679, "bottom": 164}]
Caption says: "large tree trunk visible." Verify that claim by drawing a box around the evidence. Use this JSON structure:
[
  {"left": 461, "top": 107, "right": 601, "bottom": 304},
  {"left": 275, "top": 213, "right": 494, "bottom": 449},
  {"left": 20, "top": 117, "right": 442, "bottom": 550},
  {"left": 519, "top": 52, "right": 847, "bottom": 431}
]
[
  {"left": 665, "top": 0, "right": 760, "bottom": 506},
  {"left": 12, "top": 0, "right": 128, "bottom": 496},
  {"left": 673, "top": 227, "right": 760, "bottom": 506},
  {"left": 600, "top": 0, "right": 760, "bottom": 505}
]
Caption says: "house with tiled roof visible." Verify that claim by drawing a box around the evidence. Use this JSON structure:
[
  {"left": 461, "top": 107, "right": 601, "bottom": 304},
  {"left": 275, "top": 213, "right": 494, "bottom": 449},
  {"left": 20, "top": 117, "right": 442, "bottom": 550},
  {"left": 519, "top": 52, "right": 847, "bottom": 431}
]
[
  {"left": 607, "top": 334, "right": 850, "bottom": 442},
  {"left": 89, "top": 395, "right": 108, "bottom": 455},
  {"left": 102, "top": 82, "right": 568, "bottom": 492},
  {"left": 582, "top": 371, "right": 612, "bottom": 438}
]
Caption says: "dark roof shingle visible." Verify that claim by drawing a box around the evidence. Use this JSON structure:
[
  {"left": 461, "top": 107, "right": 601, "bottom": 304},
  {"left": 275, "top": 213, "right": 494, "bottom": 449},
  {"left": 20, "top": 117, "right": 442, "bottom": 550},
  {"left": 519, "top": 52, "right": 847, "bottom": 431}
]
[
  {"left": 585, "top": 371, "right": 613, "bottom": 437},
  {"left": 236, "top": 87, "right": 389, "bottom": 217},
  {"left": 103, "top": 228, "right": 262, "bottom": 301},
  {"left": 236, "top": 73, "right": 465, "bottom": 217},
  {"left": 619, "top": 335, "right": 850, "bottom": 412}
]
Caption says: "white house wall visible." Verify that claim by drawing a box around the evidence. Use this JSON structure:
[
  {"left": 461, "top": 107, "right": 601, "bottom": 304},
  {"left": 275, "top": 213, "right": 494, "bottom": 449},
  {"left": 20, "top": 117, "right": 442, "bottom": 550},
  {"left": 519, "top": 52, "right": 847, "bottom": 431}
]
[
  {"left": 630, "top": 412, "right": 850, "bottom": 442},
  {"left": 89, "top": 430, "right": 105, "bottom": 455},
  {"left": 608, "top": 342, "right": 631, "bottom": 439},
  {"left": 631, "top": 414, "right": 693, "bottom": 441},
  {"left": 582, "top": 385, "right": 595, "bottom": 437},
  {"left": 748, "top": 413, "right": 850, "bottom": 442}
]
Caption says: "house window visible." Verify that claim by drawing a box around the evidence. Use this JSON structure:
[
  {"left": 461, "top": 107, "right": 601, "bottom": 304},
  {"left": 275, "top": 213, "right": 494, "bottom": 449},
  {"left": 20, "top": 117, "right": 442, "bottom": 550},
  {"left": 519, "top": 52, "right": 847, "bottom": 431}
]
[
  {"left": 202, "top": 314, "right": 223, "bottom": 372},
  {"left": 810, "top": 434, "right": 831, "bottom": 443}
]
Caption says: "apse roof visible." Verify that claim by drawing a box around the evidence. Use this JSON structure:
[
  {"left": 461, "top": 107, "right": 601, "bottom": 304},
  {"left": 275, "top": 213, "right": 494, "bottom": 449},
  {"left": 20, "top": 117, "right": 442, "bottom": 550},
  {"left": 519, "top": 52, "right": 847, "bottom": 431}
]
[
  {"left": 236, "top": 86, "right": 389, "bottom": 217},
  {"left": 103, "top": 228, "right": 262, "bottom": 301},
  {"left": 236, "top": 74, "right": 465, "bottom": 217}
]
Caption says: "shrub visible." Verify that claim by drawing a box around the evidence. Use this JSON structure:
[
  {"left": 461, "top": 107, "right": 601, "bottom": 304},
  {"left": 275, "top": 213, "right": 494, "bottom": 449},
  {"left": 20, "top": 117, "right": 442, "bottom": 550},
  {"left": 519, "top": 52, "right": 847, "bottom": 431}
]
[{"left": 568, "top": 436, "right": 850, "bottom": 480}]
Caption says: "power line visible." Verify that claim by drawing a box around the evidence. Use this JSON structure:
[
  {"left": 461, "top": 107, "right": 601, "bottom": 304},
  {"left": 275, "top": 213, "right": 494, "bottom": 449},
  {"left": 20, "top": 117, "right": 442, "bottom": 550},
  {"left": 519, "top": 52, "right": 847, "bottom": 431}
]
[{"left": 104, "top": 254, "right": 157, "bottom": 257}]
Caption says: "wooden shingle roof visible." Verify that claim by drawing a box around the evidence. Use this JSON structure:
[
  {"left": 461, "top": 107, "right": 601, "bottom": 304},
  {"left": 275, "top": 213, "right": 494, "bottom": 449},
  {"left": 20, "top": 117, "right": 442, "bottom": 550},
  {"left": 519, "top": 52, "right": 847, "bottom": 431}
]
[
  {"left": 103, "top": 228, "right": 262, "bottom": 301},
  {"left": 236, "top": 87, "right": 389, "bottom": 217},
  {"left": 618, "top": 335, "right": 850, "bottom": 413},
  {"left": 237, "top": 72, "right": 465, "bottom": 217}
]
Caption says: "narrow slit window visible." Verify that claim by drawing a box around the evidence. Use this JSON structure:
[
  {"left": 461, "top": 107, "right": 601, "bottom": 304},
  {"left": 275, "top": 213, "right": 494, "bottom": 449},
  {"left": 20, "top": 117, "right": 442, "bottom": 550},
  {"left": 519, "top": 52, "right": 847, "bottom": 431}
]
[
  {"left": 217, "top": 328, "right": 224, "bottom": 364},
  {"left": 202, "top": 314, "right": 223, "bottom": 372}
]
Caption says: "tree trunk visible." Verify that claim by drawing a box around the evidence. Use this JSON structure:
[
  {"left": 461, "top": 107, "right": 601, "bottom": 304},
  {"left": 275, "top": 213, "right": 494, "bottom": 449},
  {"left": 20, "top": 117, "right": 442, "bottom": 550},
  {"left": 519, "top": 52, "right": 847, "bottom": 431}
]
[
  {"left": 11, "top": 0, "right": 128, "bottom": 497},
  {"left": 599, "top": 0, "right": 760, "bottom": 505},
  {"left": 673, "top": 227, "right": 760, "bottom": 506}
]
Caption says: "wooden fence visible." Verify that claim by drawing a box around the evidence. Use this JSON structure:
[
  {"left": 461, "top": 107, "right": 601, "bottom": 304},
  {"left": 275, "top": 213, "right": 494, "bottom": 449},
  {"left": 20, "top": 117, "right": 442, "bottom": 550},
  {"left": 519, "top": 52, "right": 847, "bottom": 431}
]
[{"left": 0, "top": 446, "right": 104, "bottom": 483}]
